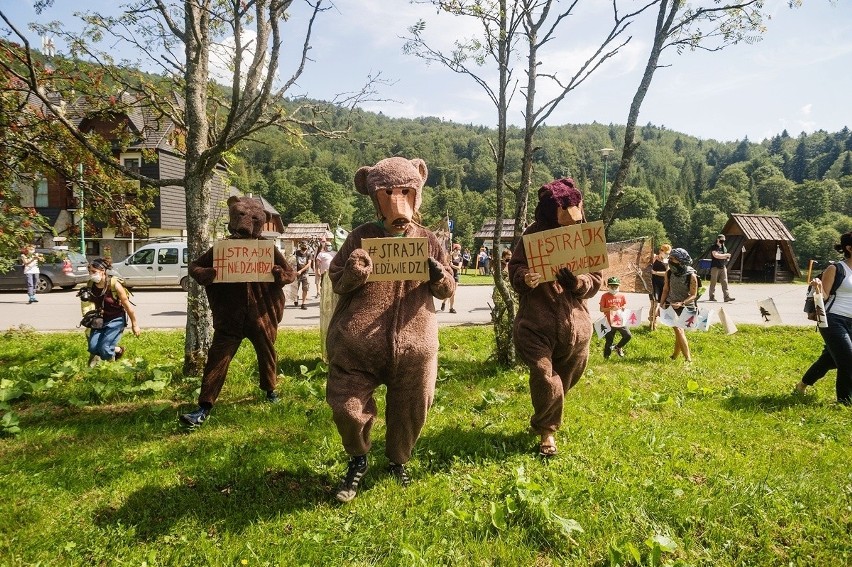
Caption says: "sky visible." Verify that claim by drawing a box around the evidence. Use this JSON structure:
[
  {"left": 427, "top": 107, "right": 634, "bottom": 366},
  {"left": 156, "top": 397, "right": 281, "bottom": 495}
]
[{"left": 3, "top": 0, "right": 851, "bottom": 143}]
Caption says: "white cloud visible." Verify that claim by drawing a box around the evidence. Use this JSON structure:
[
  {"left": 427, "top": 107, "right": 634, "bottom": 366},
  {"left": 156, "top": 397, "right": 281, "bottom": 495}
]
[{"left": 800, "top": 103, "right": 812, "bottom": 116}]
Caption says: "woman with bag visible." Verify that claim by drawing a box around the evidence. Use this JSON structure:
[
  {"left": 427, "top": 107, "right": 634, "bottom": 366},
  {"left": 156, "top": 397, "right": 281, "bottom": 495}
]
[
  {"left": 659, "top": 248, "right": 698, "bottom": 362},
  {"left": 84, "top": 258, "right": 140, "bottom": 366},
  {"left": 794, "top": 232, "right": 852, "bottom": 402}
]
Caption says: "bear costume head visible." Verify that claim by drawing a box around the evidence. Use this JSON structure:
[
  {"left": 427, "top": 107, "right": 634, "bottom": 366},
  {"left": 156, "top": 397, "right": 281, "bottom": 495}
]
[
  {"left": 226, "top": 196, "right": 267, "bottom": 239},
  {"left": 354, "top": 157, "right": 428, "bottom": 236},
  {"left": 534, "top": 177, "right": 584, "bottom": 228}
]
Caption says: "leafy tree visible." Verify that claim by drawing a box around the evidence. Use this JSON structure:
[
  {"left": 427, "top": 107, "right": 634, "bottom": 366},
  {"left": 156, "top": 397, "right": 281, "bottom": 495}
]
[
  {"left": 606, "top": 218, "right": 668, "bottom": 249},
  {"left": 755, "top": 176, "right": 794, "bottom": 211},
  {"left": 688, "top": 203, "right": 727, "bottom": 255},
  {"left": 787, "top": 179, "right": 834, "bottom": 222},
  {"left": 616, "top": 186, "right": 658, "bottom": 220},
  {"left": 2, "top": 1, "right": 379, "bottom": 375},
  {"left": 657, "top": 198, "right": 691, "bottom": 247},
  {"left": 604, "top": 0, "right": 787, "bottom": 226},
  {"left": 702, "top": 185, "right": 750, "bottom": 215}
]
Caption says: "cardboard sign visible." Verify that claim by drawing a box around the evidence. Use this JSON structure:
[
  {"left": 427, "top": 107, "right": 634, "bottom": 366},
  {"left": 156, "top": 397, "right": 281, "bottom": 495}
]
[
  {"left": 363, "top": 237, "right": 429, "bottom": 282},
  {"left": 212, "top": 240, "right": 275, "bottom": 283},
  {"left": 522, "top": 220, "right": 608, "bottom": 281}
]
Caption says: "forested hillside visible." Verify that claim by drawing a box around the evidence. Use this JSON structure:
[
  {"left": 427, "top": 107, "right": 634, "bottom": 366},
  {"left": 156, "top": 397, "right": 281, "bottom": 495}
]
[{"left": 230, "top": 109, "right": 852, "bottom": 268}]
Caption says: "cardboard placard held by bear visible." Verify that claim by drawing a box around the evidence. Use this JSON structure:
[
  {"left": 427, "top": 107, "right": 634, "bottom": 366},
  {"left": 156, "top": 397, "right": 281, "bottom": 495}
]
[
  {"left": 212, "top": 240, "right": 276, "bottom": 283},
  {"left": 521, "top": 220, "right": 608, "bottom": 281},
  {"left": 363, "top": 237, "right": 429, "bottom": 282}
]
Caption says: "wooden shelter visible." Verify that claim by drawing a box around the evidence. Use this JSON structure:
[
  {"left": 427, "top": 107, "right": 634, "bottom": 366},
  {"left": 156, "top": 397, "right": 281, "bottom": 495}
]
[
  {"left": 280, "top": 223, "right": 333, "bottom": 255},
  {"left": 473, "top": 218, "right": 518, "bottom": 247},
  {"left": 699, "top": 214, "right": 800, "bottom": 282}
]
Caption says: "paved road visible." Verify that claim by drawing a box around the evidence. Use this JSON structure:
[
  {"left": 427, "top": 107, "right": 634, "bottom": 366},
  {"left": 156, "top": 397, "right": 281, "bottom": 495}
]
[{"left": 0, "top": 281, "right": 813, "bottom": 332}]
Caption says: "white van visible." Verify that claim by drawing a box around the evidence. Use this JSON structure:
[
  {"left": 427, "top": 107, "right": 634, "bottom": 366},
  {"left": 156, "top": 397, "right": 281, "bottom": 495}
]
[{"left": 112, "top": 241, "right": 191, "bottom": 290}]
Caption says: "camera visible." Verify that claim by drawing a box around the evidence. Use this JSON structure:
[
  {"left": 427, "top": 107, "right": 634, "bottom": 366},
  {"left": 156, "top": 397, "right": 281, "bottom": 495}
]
[{"left": 77, "top": 288, "right": 94, "bottom": 302}]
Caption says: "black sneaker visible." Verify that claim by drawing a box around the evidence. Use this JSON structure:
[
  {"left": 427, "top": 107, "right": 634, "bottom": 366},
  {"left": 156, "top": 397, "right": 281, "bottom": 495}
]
[
  {"left": 615, "top": 346, "right": 625, "bottom": 358},
  {"left": 603, "top": 346, "right": 611, "bottom": 359},
  {"left": 388, "top": 462, "right": 411, "bottom": 487},
  {"left": 449, "top": 308, "right": 457, "bottom": 314},
  {"left": 440, "top": 302, "right": 445, "bottom": 311},
  {"left": 179, "top": 407, "right": 210, "bottom": 428},
  {"left": 724, "top": 297, "right": 735, "bottom": 302},
  {"left": 336, "top": 455, "right": 368, "bottom": 503},
  {"left": 265, "top": 390, "right": 280, "bottom": 404}
]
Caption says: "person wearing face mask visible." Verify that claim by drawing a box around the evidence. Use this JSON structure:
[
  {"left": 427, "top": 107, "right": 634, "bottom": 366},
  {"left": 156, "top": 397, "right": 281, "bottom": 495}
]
[
  {"left": 708, "top": 234, "right": 735, "bottom": 302},
  {"left": 293, "top": 241, "right": 313, "bottom": 309},
  {"left": 599, "top": 277, "right": 632, "bottom": 358},
  {"left": 509, "top": 178, "right": 603, "bottom": 458},
  {"left": 314, "top": 240, "right": 337, "bottom": 298},
  {"left": 659, "top": 248, "right": 698, "bottom": 362},
  {"left": 83, "top": 257, "right": 140, "bottom": 366},
  {"left": 649, "top": 244, "right": 671, "bottom": 330}
]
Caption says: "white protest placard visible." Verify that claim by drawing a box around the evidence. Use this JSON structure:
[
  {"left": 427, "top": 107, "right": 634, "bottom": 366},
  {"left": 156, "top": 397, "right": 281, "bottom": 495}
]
[
  {"left": 695, "top": 308, "right": 718, "bottom": 332},
  {"left": 659, "top": 305, "right": 679, "bottom": 327},
  {"left": 623, "top": 308, "right": 644, "bottom": 329},
  {"left": 718, "top": 307, "right": 738, "bottom": 335},
  {"left": 676, "top": 307, "right": 701, "bottom": 330},
  {"left": 363, "top": 237, "right": 429, "bottom": 282},
  {"left": 757, "top": 297, "right": 782, "bottom": 325},
  {"left": 212, "top": 240, "right": 275, "bottom": 283},
  {"left": 593, "top": 317, "right": 611, "bottom": 339},
  {"left": 522, "top": 220, "right": 608, "bottom": 281}
]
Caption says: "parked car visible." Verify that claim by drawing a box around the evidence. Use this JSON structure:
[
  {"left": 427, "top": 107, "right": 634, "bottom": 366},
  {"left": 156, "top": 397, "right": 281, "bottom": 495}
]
[
  {"left": 111, "top": 241, "right": 191, "bottom": 291},
  {"left": 0, "top": 248, "right": 89, "bottom": 293}
]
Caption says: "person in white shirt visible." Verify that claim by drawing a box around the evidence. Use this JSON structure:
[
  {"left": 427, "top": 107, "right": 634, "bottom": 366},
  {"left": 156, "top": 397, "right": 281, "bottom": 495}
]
[
  {"left": 20, "top": 244, "right": 43, "bottom": 304},
  {"left": 314, "top": 240, "right": 337, "bottom": 298}
]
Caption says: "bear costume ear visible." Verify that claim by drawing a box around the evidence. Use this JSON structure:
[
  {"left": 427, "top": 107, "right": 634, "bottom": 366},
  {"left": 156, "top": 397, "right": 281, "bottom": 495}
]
[
  {"left": 227, "top": 195, "right": 240, "bottom": 207},
  {"left": 354, "top": 166, "right": 372, "bottom": 196},
  {"left": 411, "top": 158, "right": 428, "bottom": 186}
]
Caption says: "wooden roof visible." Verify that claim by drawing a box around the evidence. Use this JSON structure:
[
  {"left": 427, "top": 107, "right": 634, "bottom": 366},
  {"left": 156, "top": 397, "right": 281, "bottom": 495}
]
[
  {"left": 474, "top": 219, "right": 518, "bottom": 240},
  {"left": 280, "top": 223, "right": 332, "bottom": 241},
  {"left": 724, "top": 214, "right": 794, "bottom": 242}
]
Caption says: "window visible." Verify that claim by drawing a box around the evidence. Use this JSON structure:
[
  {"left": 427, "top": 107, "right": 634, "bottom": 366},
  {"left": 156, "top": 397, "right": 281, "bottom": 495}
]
[
  {"left": 123, "top": 157, "right": 141, "bottom": 173},
  {"left": 130, "top": 249, "right": 154, "bottom": 265},
  {"left": 182, "top": 248, "right": 189, "bottom": 264},
  {"left": 158, "top": 248, "right": 179, "bottom": 265},
  {"left": 35, "top": 178, "right": 49, "bottom": 207}
]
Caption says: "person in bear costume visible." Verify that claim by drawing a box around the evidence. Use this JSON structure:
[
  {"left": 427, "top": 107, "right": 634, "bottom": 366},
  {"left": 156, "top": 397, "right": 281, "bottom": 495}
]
[
  {"left": 179, "top": 196, "right": 296, "bottom": 427},
  {"left": 508, "top": 178, "right": 603, "bottom": 457},
  {"left": 326, "top": 156, "right": 456, "bottom": 502}
]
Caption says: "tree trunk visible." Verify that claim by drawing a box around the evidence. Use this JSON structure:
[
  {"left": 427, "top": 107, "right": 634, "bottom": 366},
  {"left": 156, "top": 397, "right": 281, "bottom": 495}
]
[
  {"left": 182, "top": 3, "right": 214, "bottom": 377},
  {"left": 602, "top": 1, "right": 673, "bottom": 228},
  {"left": 491, "top": 0, "right": 515, "bottom": 367}
]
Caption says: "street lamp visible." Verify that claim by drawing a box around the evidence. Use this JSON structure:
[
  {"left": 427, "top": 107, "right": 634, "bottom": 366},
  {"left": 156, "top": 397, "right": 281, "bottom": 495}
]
[
  {"left": 77, "top": 163, "right": 85, "bottom": 256},
  {"left": 599, "top": 148, "right": 614, "bottom": 206}
]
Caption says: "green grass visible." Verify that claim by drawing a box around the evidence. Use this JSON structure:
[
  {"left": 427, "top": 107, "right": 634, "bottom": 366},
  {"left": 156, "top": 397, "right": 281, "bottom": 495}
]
[
  {"left": 1, "top": 324, "right": 851, "bottom": 565},
  {"left": 458, "top": 271, "right": 500, "bottom": 285}
]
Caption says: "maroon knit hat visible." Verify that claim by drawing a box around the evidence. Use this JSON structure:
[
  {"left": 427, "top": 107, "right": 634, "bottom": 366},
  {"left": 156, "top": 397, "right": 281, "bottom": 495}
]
[{"left": 534, "top": 178, "right": 583, "bottom": 227}]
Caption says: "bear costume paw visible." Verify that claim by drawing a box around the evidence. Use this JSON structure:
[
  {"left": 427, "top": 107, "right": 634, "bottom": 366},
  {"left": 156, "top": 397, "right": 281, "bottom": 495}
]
[
  {"left": 195, "top": 266, "right": 217, "bottom": 286},
  {"left": 346, "top": 248, "right": 373, "bottom": 278}
]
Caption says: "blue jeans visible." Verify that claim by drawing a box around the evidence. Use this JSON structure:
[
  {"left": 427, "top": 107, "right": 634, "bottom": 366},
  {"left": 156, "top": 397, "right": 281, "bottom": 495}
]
[
  {"left": 87, "top": 315, "right": 126, "bottom": 360},
  {"left": 818, "top": 313, "right": 852, "bottom": 403},
  {"left": 25, "top": 273, "right": 38, "bottom": 297}
]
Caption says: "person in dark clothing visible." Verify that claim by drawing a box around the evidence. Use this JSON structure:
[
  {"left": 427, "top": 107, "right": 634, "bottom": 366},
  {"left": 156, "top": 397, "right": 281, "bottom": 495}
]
[{"left": 708, "top": 234, "right": 735, "bottom": 302}]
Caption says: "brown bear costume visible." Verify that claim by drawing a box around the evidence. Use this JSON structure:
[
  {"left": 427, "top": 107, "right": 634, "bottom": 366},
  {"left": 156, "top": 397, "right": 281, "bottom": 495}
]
[
  {"left": 508, "top": 178, "right": 603, "bottom": 457},
  {"left": 179, "top": 196, "right": 296, "bottom": 427},
  {"left": 326, "top": 157, "right": 456, "bottom": 502}
]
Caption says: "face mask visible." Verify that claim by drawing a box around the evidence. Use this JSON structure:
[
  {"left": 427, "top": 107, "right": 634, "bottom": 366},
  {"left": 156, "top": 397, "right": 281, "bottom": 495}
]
[
  {"left": 660, "top": 253, "right": 669, "bottom": 260},
  {"left": 90, "top": 273, "right": 103, "bottom": 283},
  {"left": 670, "top": 263, "right": 685, "bottom": 276},
  {"left": 608, "top": 287, "right": 619, "bottom": 294}
]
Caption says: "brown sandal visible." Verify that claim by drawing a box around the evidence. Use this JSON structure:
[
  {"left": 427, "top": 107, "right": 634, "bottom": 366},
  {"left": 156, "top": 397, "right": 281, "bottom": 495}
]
[{"left": 538, "top": 442, "right": 558, "bottom": 457}]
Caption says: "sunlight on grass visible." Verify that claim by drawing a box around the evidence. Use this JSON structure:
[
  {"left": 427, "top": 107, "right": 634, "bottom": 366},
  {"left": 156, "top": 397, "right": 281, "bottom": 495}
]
[{"left": 1, "top": 325, "right": 850, "bottom": 565}]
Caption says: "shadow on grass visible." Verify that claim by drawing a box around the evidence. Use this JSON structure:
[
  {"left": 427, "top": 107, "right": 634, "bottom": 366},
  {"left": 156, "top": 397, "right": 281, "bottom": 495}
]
[
  {"left": 94, "top": 463, "right": 330, "bottom": 541},
  {"left": 721, "top": 392, "right": 820, "bottom": 413},
  {"left": 418, "top": 425, "right": 533, "bottom": 471}
]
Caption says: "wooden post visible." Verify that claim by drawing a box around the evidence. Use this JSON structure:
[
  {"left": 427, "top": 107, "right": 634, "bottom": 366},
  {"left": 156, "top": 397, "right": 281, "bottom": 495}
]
[{"left": 739, "top": 246, "right": 745, "bottom": 283}]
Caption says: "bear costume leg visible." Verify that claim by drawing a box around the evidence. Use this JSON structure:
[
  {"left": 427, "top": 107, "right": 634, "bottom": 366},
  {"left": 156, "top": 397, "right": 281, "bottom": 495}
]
[
  {"left": 199, "top": 329, "right": 244, "bottom": 407},
  {"left": 384, "top": 367, "right": 436, "bottom": 465},
  {"left": 517, "top": 336, "right": 588, "bottom": 435},
  {"left": 326, "top": 367, "right": 380, "bottom": 457},
  {"left": 246, "top": 323, "right": 278, "bottom": 394}
]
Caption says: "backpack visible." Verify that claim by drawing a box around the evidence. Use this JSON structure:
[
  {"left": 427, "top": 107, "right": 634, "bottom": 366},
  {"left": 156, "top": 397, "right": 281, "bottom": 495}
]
[
  {"left": 84, "top": 275, "right": 135, "bottom": 305},
  {"left": 665, "top": 269, "right": 703, "bottom": 302},
  {"left": 804, "top": 262, "right": 845, "bottom": 320}
]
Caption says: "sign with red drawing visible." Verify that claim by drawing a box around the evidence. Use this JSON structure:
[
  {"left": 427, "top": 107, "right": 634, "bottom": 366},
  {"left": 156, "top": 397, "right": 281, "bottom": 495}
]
[{"left": 522, "top": 220, "right": 608, "bottom": 281}]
